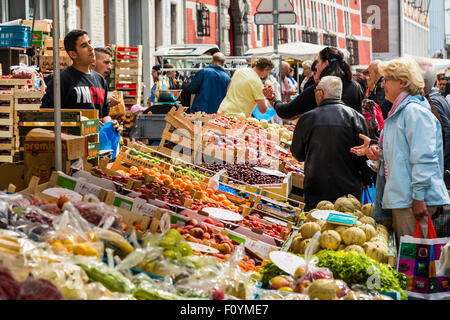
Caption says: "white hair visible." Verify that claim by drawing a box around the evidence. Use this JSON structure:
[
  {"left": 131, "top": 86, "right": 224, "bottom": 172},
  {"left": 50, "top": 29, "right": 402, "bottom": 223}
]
[{"left": 317, "top": 76, "right": 342, "bottom": 99}]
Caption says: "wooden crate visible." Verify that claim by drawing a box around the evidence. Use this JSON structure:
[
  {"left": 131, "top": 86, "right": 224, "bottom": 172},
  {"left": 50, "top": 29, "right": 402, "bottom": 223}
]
[{"left": 39, "top": 54, "right": 72, "bottom": 72}]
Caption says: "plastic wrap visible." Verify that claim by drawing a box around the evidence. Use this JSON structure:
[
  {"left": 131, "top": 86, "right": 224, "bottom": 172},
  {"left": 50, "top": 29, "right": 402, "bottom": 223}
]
[
  {"left": 72, "top": 195, "right": 126, "bottom": 235},
  {"left": 296, "top": 232, "right": 333, "bottom": 283},
  {"left": 174, "top": 245, "right": 260, "bottom": 300},
  {"left": 437, "top": 241, "right": 450, "bottom": 277}
]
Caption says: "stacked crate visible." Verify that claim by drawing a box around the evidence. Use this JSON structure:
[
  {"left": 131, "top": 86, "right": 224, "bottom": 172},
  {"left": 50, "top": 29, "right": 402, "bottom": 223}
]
[
  {"left": 31, "top": 30, "right": 51, "bottom": 54},
  {"left": 39, "top": 37, "right": 72, "bottom": 73},
  {"left": 114, "top": 46, "right": 144, "bottom": 108},
  {"left": 0, "top": 76, "right": 43, "bottom": 162},
  {"left": 106, "top": 45, "right": 117, "bottom": 92}
]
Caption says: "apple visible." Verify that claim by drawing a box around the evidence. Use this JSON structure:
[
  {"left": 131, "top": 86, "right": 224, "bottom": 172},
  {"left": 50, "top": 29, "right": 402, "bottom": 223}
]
[
  {"left": 189, "top": 228, "right": 204, "bottom": 239},
  {"left": 294, "top": 280, "right": 312, "bottom": 294},
  {"left": 212, "top": 288, "right": 225, "bottom": 300},
  {"left": 186, "top": 219, "right": 199, "bottom": 226}
]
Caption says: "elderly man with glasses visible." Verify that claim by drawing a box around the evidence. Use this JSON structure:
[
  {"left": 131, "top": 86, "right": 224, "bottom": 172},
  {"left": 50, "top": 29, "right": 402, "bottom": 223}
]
[{"left": 291, "top": 76, "right": 374, "bottom": 210}]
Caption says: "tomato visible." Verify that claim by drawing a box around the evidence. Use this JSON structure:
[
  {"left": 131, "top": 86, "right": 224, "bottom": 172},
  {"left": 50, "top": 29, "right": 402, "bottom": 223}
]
[
  {"left": 215, "top": 222, "right": 224, "bottom": 228},
  {"left": 204, "top": 218, "right": 214, "bottom": 225}
]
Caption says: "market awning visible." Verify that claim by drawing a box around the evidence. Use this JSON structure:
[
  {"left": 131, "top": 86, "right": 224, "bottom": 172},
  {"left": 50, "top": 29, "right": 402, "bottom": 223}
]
[
  {"left": 244, "top": 41, "right": 349, "bottom": 61},
  {"left": 403, "top": 54, "right": 450, "bottom": 74}
]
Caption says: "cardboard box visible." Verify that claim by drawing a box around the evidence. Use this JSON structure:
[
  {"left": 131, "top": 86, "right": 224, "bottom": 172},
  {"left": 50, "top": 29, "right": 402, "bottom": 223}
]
[
  {"left": 23, "top": 128, "right": 87, "bottom": 184},
  {"left": 2, "top": 19, "right": 52, "bottom": 33}
]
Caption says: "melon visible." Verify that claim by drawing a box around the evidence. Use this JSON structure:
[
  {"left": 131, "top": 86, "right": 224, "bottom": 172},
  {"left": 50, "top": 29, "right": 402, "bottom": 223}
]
[
  {"left": 334, "top": 197, "right": 355, "bottom": 213},
  {"left": 316, "top": 201, "right": 335, "bottom": 210},
  {"left": 366, "top": 246, "right": 388, "bottom": 263},
  {"left": 321, "top": 222, "right": 336, "bottom": 232},
  {"left": 355, "top": 221, "right": 363, "bottom": 227},
  {"left": 361, "top": 203, "right": 375, "bottom": 217},
  {"left": 289, "top": 235, "right": 303, "bottom": 254},
  {"left": 359, "top": 216, "right": 376, "bottom": 228},
  {"left": 307, "top": 279, "right": 339, "bottom": 300},
  {"left": 352, "top": 210, "right": 364, "bottom": 219},
  {"left": 376, "top": 224, "right": 388, "bottom": 234},
  {"left": 346, "top": 195, "right": 362, "bottom": 211},
  {"left": 299, "top": 238, "right": 320, "bottom": 255},
  {"left": 342, "top": 227, "right": 366, "bottom": 246},
  {"left": 305, "top": 210, "right": 319, "bottom": 222},
  {"left": 344, "top": 245, "right": 365, "bottom": 254},
  {"left": 335, "top": 226, "right": 349, "bottom": 237},
  {"left": 358, "top": 224, "right": 377, "bottom": 241},
  {"left": 300, "top": 222, "right": 321, "bottom": 239},
  {"left": 320, "top": 230, "right": 341, "bottom": 250}
]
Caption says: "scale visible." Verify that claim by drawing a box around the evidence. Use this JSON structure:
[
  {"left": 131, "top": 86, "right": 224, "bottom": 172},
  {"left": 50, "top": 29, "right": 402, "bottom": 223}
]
[{"left": 201, "top": 207, "right": 244, "bottom": 222}]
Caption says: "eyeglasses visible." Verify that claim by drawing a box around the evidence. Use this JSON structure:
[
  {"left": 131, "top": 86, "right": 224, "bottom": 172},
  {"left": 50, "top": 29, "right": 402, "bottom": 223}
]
[{"left": 383, "top": 76, "right": 395, "bottom": 83}]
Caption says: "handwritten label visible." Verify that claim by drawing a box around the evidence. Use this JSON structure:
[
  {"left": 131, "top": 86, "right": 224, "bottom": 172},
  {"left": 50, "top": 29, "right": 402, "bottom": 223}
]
[
  {"left": 113, "top": 196, "right": 133, "bottom": 211},
  {"left": 132, "top": 198, "right": 158, "bottom": 217},
  {"left": 245, "top": 238, "right": 277, "bottom": 258},
  {"left": 74, "top": 181, "right": 102, "bottom": 197}
]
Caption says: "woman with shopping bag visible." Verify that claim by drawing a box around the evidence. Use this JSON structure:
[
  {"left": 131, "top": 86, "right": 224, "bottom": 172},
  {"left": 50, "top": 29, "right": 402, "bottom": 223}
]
[{"left": 350, "top": 58, "right": 450, "bottom": 243}]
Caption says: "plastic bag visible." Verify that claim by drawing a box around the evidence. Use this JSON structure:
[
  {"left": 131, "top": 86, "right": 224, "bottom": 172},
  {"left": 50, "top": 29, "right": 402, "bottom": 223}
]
[
  {"left": 99, "top": 121, "right": 121, "bottom": 160},
  {"left": 296, "top": 232, "right": 333, "bottom": 283},
  {"left": 72, "top": 195, "right": 126, "bottom": 235},
  {"left": 207, "top": 169, "right": 227, "bottom": 191}
]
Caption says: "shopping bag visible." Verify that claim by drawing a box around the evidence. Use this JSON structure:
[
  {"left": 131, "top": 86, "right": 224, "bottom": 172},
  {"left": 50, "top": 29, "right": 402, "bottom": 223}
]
[
  {"left": 361, "top": 183, "right": 375, "bottom": 204},
  {"left": 397, "top": 214, "right": 450, "bottom": 300},
  {"left": 99, "top": 122, "right": 121, "bottom": 160},
  {"left": 252, "top": 104, "right": 277, "bottom": 121}
]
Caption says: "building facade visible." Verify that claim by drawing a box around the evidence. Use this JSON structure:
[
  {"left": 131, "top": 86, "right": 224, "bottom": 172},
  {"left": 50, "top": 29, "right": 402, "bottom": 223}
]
[
  {"left": 428, "top": 0, "right": 446, "bottom": 58},
  {"left": 186, "top": 0, "right": 373, "bottom": 67},
  {"left": 361, "top": 0, "right": 430, "bottom": 60}
]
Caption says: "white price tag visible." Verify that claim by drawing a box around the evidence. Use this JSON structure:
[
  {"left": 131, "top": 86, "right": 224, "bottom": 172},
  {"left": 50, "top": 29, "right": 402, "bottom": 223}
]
[
  {"left": 133, "top": 198, "right": 158, "bottom": 217},
  {"left": 119, "top": 201, "right": 132, "bottom": 211},
  {"left": 245, "top": 238, "right": 275, "bottom": 258},
  {"left": 74, "top": 181, "right": 102, "bottom": 197}
]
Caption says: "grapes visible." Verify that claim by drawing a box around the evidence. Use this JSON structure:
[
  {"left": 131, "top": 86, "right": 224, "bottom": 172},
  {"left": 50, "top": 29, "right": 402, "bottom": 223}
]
[{"left": 201, "top": 161, "right": 284, "bottom": 185}]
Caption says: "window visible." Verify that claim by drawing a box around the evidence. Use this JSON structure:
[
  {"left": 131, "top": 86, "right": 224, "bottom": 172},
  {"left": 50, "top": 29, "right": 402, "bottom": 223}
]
[
  {"left": 321, "top": 4, "right": 328, "bottom": 31},
  {"left": 302, "top": 30, "right": 318, "bottom": 44},
  {"left": 196, "top": 3, "right": 210, "bottom": 37},
  {"left": 323, "top": 33, "right": 337, "bottom": 47},
  {"left": 311, "top": 1, "right": 318, "bottom": 28},
  {"left": 279, "top": 27, "right": 288, "bottom": 44},
  {"left": 344, "top": 11, "right": 350, "bottom": 35},
  {"left": 346, "top": 39, "right": 359, "bottom": 65},
  {"left": 331, "top": 6, "right": 337, "bottom": 32},
  {"left": 299, "top": 0, "right": 307, "bottom": 26},
  {"left": 257, "top": 24, "right": 261, "bottom": 42}
]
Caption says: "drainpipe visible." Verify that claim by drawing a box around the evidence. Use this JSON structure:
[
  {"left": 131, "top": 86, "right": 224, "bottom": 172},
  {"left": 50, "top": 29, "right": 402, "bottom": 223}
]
[
  {"left": 218, "top": 0, "right": 221, "bottom": 50},
  {"left": 184, "top": 0, "right": 187, "bottom": 44}
]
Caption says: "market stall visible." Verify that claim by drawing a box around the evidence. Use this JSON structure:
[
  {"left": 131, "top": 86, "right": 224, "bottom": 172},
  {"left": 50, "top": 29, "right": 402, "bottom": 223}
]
[{"left": 0, "top": 103, "right": 421, "bottom": 301}]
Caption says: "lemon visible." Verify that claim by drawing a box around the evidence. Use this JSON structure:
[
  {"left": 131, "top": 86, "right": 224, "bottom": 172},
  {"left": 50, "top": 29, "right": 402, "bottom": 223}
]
[{"left": 178, "top": 242, "right": 193, "bottom": 257}]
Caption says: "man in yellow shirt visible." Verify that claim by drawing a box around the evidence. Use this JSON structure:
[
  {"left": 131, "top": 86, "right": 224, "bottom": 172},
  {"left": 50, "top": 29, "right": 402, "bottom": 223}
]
[{"left": 218, "top": 57, "right": 275, "bottom": 117}]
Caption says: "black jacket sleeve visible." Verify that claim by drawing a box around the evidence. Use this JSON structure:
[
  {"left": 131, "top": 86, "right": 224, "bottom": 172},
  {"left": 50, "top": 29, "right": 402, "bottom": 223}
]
[
  {"left": 41, "top": 75, "right": 55, "bottom": 107},
  {"left": 290, "top": 114, "right": 311, "bottom": 163},
  {"left": 273, "top": 83, "right": 317, "bottom": 119}
]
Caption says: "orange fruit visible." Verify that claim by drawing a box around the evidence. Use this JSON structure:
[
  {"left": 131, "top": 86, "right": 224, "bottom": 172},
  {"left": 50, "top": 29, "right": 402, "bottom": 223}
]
[
  {"left": 206, "top": 188, "right": 214, "bottom": 197},
  {"left": 182, "top": 176, "right": 191, "bottom": 182},
  {"left": 191, "top": 180, "right": 200, "bottom": 187},
  {"left": 173, "top": 178, "right": 183, "bottom": 186},
  {"left": 193, "top": 185, "right": 202, "bottom": 191},
  {"left": 211, "top": 194, "right": 219, "bottom": 201},
  {"left": 178, "top": 181, "right": 187, "bottom": 190},
  {"left": 217, "top": 194, "right": 227, "bottom": 201},
  {"left": 142, "top": 168, "right": 151, "bottom": 174},
  {"left": 138, "top": 166, "right": 144, "bottom": 171}
]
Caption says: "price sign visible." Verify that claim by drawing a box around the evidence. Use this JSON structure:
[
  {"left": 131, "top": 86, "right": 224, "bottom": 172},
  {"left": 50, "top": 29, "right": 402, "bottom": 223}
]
[
  {"left": 269, "top": 251, "right": 306, "bottom": 276},
  {"left": 188, "top": 242, "right": 219, "bottom": 254},
  {"left": 245, "top": 238, "right": 276, "bottom": 258},
  {"left": 133, "top": 198, "right": 158, "bottom": 217},
  {"left": 74, "top": 181, "right": 102, "bottom": 198}
]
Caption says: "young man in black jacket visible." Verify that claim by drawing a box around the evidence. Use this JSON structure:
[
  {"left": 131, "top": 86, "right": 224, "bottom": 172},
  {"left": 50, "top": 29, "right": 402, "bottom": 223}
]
[
  {"left": 41, "top": 29, "right": 118, "bottom": 130},
  {"left": 289, "top": 76, "right": 373, "bottom": 210}
]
